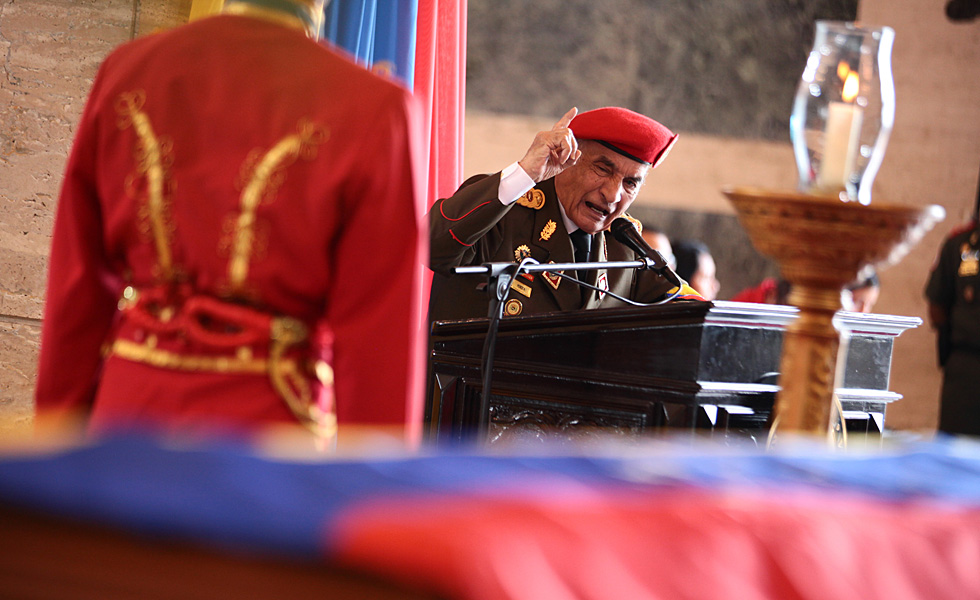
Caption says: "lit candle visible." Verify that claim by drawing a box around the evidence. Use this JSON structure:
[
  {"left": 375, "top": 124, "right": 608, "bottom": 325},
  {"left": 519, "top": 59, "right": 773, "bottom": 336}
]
[{"left": 818, "top": 69, "right": 863, "bottom": 194}]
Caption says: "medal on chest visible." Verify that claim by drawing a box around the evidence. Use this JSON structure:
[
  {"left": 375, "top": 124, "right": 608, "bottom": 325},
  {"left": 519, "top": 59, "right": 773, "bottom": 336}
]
[
  {"left": 959, "top": 242, "right": 980, "bottom": 277},
  {"left": 504, "top": 299, "right": 523, "bottom": 316},
  {"left": 542, "top": 261, "right": 562, "bottom": 290}
]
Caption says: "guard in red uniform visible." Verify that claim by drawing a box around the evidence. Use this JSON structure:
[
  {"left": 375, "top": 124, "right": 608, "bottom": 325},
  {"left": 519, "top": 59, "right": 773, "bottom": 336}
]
[{"left": 35, "top": 0, "right": 427, "bottom": 445}]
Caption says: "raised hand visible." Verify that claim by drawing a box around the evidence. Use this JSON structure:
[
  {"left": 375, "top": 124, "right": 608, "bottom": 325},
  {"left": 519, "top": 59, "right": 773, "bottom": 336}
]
[{"left": 517, "top": 107, "right": 582, "bottom": 183}]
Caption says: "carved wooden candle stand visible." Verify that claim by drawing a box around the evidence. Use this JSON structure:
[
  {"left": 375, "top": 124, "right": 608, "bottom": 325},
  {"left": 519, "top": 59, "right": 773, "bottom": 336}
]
[{"left": 723, "top": 187, "right": 944, "bottom": 438}]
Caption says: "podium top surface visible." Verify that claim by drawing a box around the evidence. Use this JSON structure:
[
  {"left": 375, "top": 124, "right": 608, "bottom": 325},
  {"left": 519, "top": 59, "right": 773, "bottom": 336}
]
[{"left": 431, "top": 301, "right": 922, "bottom": 339}]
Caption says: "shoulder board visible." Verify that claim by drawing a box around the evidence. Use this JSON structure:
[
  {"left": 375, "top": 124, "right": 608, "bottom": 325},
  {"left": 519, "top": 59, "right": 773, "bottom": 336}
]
[
  {"left": 625, "top": 214, "right": 643, "bottom": 233},
  {"left": 515, "top": 189, "right": 546, "bottom": 210}
]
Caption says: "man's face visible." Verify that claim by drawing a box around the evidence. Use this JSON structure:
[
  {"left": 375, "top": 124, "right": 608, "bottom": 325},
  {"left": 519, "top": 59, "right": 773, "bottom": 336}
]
[
  {"left": 642, "top": 231, "right": 675, "bottom": 270},
  {"left": 554, "top": 141, "right": 650, "bottom": 235},
  {"left": 842, "top": 284, "right": 880, "bottom": 313},
  {"left": 690, "top": 253, "right": 720, "bottom": 301}
]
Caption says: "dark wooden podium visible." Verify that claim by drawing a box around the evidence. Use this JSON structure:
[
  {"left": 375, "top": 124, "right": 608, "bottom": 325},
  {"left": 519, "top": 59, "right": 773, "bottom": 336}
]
[{"left": 425, "top": 301, "right": 920, "bottom": 446}]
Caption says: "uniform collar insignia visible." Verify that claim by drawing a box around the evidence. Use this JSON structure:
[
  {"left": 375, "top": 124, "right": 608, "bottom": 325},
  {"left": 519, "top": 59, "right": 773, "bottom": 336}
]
[
  {"left": 540, "top": 220, "right": 557, "bottom": 241},
  {"left": 516, "top": 188, "right": 546, "bottom": 210}
]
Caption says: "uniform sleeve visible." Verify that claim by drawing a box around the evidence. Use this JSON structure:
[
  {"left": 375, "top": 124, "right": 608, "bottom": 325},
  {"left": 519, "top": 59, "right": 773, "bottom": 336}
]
[
  {"left": 326, "top": 88, "right": 427, "bottom": 439},
  {"left": 35, "top": 66, "right": 122, "bottom": 423},
  {"left": 428, "top": 173, "right": 515, "bottom": 275}
]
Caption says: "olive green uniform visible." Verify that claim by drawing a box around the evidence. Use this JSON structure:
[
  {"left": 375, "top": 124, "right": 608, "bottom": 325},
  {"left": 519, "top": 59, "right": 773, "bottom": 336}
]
[{"left": 428, "top": 173, "right": 676, "bottom": 322}]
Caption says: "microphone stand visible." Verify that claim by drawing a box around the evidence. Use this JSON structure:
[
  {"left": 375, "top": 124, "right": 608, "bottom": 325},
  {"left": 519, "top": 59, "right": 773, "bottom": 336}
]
[
  {"left": 473, "top": 261, "right": 523, "bottom": 437},
  {"left": 455, "top": 257, "right": 683, "bottom": 443}
]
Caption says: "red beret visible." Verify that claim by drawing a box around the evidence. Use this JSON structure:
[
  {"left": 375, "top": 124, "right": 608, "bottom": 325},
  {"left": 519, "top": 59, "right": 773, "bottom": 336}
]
[{"left": 570, "top": 107, "right": 678, "bottom": 168}]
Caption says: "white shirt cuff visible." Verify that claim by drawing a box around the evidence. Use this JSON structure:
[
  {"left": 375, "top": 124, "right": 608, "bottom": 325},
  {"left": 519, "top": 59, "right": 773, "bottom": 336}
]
[{"left": 498, "top": 162, "right": 536, "bottom": 205}]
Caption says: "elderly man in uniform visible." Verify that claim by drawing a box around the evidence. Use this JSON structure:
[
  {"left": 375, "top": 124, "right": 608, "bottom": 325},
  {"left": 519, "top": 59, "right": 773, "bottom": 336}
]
[
  {"left": 429, "top": 106, "right": 701, "bottom": 322},
  {"left": 34, "top": 0, "right": 427, "bottom": 446}
]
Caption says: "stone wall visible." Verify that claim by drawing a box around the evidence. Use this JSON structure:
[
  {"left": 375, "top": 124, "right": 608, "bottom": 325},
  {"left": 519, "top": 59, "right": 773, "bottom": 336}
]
[
  {"left": 0, "top": 0, "right": 188, "bottom": 436},
  {"left": 467, "top": 0, "right": 859, "bottom": 140}
]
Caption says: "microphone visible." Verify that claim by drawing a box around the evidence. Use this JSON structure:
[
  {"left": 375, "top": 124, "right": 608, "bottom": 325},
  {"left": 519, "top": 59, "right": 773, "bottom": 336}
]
[
  {"left": 610, "top": 217, "right": 682, "bottom": 286},
  {"left": 610, "top": 218, "right": 669, "bottom": 270}
]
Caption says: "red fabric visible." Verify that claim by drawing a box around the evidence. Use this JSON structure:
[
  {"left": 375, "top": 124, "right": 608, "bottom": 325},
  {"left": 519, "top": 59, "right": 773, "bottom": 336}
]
[
  {"left": 35, "top": 15, "right": 427, "bottom": 439},
  {"left": 413, "top": 0, "right": 466, "bottom": 312},
  {"left": 570, "top": 107, "right": 678, "bottom": 167},
  {"left": 333, "top": 487, "right": 980, "bottom": 600},
  {"left": 731, "top": 277, "right": 778, "bottom": 304},
  {"left": 413, "top": 0, "right": 466, "bottom": 206}
]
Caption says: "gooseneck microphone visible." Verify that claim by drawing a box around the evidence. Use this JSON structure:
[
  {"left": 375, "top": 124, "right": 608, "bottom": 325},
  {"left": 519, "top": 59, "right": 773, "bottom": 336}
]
[{"left": 609, "top": 217, "right": 681, "bottom": 286}]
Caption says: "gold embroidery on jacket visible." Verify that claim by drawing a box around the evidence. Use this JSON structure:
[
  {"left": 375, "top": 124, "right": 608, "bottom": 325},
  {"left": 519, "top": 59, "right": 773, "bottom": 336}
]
[
  {"left": 110, "top": 338, "right": 269, "bottom": 374},
  {"left": 116, "top": 90, "right": 176, "bottom": 281},
  {"left": 228, "top": 119, "right": 328, "bottom": 290},
  {"left": 109, "top": 98, "right": 335, "bottom": 439}
]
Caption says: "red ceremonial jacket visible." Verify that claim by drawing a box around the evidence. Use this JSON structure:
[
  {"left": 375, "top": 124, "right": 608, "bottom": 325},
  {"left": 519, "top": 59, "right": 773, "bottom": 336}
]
[{"left": 35, "top": 13, "right": 426, "bottom": 441}]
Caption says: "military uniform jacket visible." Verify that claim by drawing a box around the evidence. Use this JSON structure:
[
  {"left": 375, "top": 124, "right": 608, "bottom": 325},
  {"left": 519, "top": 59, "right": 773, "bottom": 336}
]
[
  {"left": 35, "top": 14, "right": 427, "bottom": 437},
  {"left": 927, "top": 222, "right": 980, "bottom": 352},
  {"left": 428, "top": 173, "right": 676, "bottom": 322},
  {"left": 926, "top": 221, "right": 980, "bottom": 435}
]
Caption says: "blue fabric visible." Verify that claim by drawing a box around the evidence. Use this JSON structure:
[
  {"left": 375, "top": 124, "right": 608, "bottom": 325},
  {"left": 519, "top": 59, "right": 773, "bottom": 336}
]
[
  {"left": 321, "top": 0, "right": 418, "bottom": 89},
  {"left": 1, "top": 435, "right": 979, "bottom": 559}
]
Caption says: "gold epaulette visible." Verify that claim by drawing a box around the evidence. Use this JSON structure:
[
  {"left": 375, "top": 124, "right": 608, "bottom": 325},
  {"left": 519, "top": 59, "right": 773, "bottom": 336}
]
[
  {"left": 625, "top": 214, "right": 643, "bottom": 233},
  {"left": 516, "top": 189, "right": 545, "bottom": 210}
]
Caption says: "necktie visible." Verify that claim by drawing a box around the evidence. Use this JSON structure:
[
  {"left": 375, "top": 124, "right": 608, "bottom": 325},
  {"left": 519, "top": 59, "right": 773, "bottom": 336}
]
[{"left": 569, "top": 229, "right": 592, "bottom": 283}]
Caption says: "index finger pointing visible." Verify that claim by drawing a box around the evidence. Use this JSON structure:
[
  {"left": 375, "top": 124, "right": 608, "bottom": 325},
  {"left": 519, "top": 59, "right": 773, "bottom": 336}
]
[{"left": 552, "top": 107, "right": 578, "bottom": 131}]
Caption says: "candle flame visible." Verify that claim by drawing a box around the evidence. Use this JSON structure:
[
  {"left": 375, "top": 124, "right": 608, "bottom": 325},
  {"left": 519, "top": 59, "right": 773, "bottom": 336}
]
[{"left": 842, "top": 71, "right": 860, "bottom": 103}]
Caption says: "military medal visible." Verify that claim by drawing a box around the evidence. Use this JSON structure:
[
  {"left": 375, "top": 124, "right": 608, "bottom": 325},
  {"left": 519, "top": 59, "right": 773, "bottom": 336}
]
[
  {"left": 510, "top": 278, "right": 533, "bottom": 298},
  {"left": 514, "top": 244, "right": 531, "bottom": 261},
  {"left": 543, "top": 261, "right": 562, "bottom": 290},
  {"left": 959, "top": 243, "right": 979, "bottom": 277},
  {"left": 540, "top": 220, "right": 557, "bottom": 241},
  {"left": 504, "top": 299, "right": 523, "bottom": 316},
  {"left": 597, "top": 271, "right": 608, "bottom": 301},
  {"left": 516, "top": 189, "right": 545, "bottom": 210}
]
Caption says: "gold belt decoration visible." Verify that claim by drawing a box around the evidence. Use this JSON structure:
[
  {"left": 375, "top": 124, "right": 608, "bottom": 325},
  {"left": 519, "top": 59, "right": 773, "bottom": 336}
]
[
  {"left": 109, "top": 338, "right": 268, "bottom": 374},
  {"left": 268, "top": 314, "right": 337, "bottom": 440},
  {"left": 108, "top": 287, "right": 337, "bottom": 440}
]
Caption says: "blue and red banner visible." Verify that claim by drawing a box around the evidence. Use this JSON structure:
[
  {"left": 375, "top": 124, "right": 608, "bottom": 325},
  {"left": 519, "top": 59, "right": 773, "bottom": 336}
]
[
  {"left": 320, "top": 0, "right": 465, "bottom": 206},
  {"left": 1, "top": 435, "right": 980, "bottom": 598},
  {"left": 321, "top": 0, "right": 419, "bottom": 90}
]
